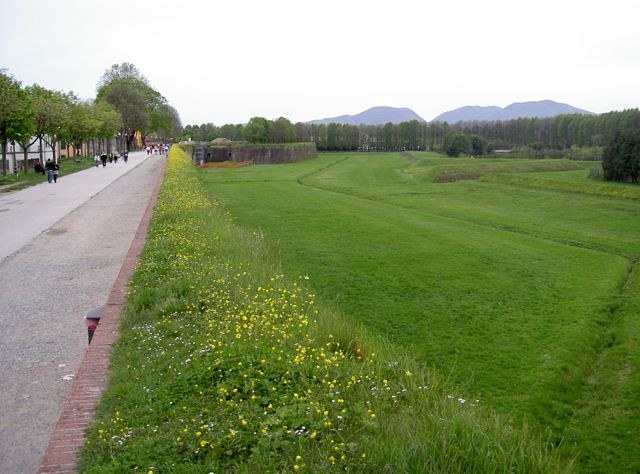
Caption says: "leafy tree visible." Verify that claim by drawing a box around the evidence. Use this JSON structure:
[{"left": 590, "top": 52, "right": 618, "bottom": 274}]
[
  {"left": 326, "top": 123, "right": 339, "bottom": 150},
  {"left": 180, "top": 124, "right": 198, "bottom": 142},
  {"left": 268, "top": 117, "right": 296, "bottom": 143},
  {"left": 149, "top": 103, "right": 182, "bottom": 142},
  {"left": 149, "top": 105, "right": 172, "bottom": 139},
  {"left": 59, "top": 97, "right": 120, "bottom": 155},
  {"left": 311, "top": 124, "right": 327, "bottom": 150},
  {"left": 342, "top": 125, "right": 360, "bottom": 150},
  {"left": 445, "top": 131, "right": 471, "bottom": 157},
  {"left": 295, "top": 122, "right": 311, "bottom": 142},
  {"left": 91, "top": 100, "right": 121, "bottom": 153},
  {"left": 602, "top": 130, "right": 640, "bottom": 183},
  {"left": 470, "top": 135, "right": 487, "bottom": 157},
  {"left": 382, "top": 122, "right": 397, "bottom": 151},
  {"left": 24, "top": 84, "right": 70, "bottom": 163},
  {"left": 97, "top": 63, "right": 172, "bottom": 149},
  {"left": 0, "top": 71, "right": 34, "bottom": 174},
  {"left": 195, "top": 123, "right": 219, "bottom": 142},
  {"left": 358, "top": 124, "right": 378, "bottom": 151},
  {"left": 98, "top": 80, "right": 147, "bottom": 149},
  {"left": 62, "top": 98, "right": 93, "bottom": 154},
  {"left": 97, "top": 62, "right": 146, "bottom": 87},
  {"left": 167, "top": 106, "right": 183, "bottom": 141},
  {"left": 242, "top": 117, "right": 269, "bottom": 143},
  {"left": 219, "top": 123, "right": 240, "bottom": 141},
  {"left": 399, "top": 120, "right": 420, "bottom": 150}
]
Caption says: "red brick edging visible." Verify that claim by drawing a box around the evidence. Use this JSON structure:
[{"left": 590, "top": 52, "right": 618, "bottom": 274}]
[{"left": 37, "top": 159, "right": 166, "bottom": 473}]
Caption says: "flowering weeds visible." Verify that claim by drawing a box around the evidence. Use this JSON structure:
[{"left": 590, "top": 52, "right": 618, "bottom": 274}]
[{"left": 80, "top": 147, "right": 570, "bottom": 472}]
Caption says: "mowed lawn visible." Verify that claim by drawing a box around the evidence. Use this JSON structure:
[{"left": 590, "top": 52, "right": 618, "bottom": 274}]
[{"left": 198, "top": 152, "right": 640, "bottom": 470}]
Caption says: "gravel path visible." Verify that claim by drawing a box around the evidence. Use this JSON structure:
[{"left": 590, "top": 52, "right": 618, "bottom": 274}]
[{"left": 0, "top": 153, "right": 166, "bottom": 473}]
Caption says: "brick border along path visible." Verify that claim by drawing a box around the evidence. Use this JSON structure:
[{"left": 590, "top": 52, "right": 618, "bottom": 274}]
[{"left": 37, "top": 159, "right": 166, "bottom": 474}]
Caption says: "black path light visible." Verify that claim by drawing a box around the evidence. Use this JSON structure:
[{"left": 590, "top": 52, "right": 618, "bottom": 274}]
[{"left": 84, "top": 305, "right": 105, "bottom": 344}]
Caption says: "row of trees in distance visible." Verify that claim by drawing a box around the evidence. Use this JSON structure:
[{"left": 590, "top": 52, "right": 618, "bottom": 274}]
[
  {"left": 0, "top": 63, "right": 182, "bottom": 175},
  {"left": 182, "top": 117, "right": 301, "bottom": 145},
  {"left": 183, "top": 109, "right": 640, "bottom": 156}
]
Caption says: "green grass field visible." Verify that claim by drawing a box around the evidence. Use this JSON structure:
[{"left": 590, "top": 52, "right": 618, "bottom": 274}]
[
  {"left": 81, "top": 149, "right": 572, "bottom": 473},
  {"left": 200, "top": 152, "right": 640, "bottom": 471}
]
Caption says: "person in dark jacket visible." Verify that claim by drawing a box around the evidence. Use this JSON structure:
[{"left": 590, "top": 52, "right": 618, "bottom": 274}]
[
  {"left": 34, "top": 161, "right": 45, "bottom": 175},
  {"left": 45, "top": 159, "right": 54, "bottom": 183}
]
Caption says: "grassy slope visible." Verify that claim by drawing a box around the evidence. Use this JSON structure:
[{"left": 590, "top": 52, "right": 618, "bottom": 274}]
[
  {"left": 80, "top": 148, "right": 570, "bottom": 472},
  {"left": 201, "top": 152, "right": 640, "bottom": 470}
]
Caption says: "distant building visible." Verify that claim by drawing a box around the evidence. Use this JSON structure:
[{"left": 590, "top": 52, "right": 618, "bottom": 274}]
[{"left": 2, "top": 139, "right": 54, "bottom": 174}]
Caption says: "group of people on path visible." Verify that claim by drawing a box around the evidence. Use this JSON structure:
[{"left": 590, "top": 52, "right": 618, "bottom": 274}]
[
  {"left": 33, "top": 159, "right": 60, "bottom": 183},
  {"left": 94, "top": 151, "right": 129, "bottom": 168},
  {"left": 30, "top": 148, "right": 134, "bottom": 186},
  {"left": 146, "top": 144, "right": 169, "bottom": 155}
]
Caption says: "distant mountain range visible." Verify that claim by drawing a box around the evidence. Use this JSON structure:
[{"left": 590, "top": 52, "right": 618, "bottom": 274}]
[
  {"left": 308, "top": 106, "right": 426, "bottom": 125},
  {"left": 431, "top": 100, "right": 594, "bottom": 123},
  {"left": 307, "top": 100, "right": 594, "bottom": 125}
]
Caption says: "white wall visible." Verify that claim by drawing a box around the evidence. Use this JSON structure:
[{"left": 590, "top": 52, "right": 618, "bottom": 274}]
[{"left": 3, "top": 139, "right": 54, "bottom": 174}]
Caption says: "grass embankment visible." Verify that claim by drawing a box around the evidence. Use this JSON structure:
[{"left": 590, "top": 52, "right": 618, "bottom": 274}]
[
  {"left": 79, "top": 148, "right": 570, "bottom": 472},
  {"left": 408, "top": 157, "right": 583, "bottom": 183},
  {"left": 201, "top": 152, "right": 640, "bottom": 471},
  {"left": 0, "top": 156, "right": 95, "bottom": 192}
]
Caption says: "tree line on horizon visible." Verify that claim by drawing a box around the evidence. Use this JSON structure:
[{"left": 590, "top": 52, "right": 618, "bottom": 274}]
[
  {"left": 183, "top": 108, "right": 639, "bottom": 153},
  {"left": 183, "top": 109, "right": 639, "bottom": 182},
  {"left": 0, "top": 63, "right": 182, "bottom": 176}
]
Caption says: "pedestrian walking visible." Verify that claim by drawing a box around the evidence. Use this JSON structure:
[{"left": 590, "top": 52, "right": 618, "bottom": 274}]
[
  {"left": 123, "top": 150, "right": 129, "bottom": 164},
  {"left": 101, "top": 153, "right": 107, "bottom": 167},
  {"left": 53, "top": 161, "right": 59, "bottom": 183},
  {"left": 45, "top": 159, "right": 54, "bottom": 183},
  {"left": 94, "top": 153, "right": 100, "bottom": 167}
]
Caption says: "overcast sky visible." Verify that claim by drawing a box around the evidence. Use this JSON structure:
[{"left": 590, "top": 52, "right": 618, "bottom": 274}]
[{"left": 1, "top": 0, "right": 639, "bottom": 126}]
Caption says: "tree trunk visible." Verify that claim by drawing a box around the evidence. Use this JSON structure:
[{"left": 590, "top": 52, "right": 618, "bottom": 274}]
[
  {"left": 11, "top": 141, "right": 17, "bottom": 175},
  {"left": 21, "top": 137, "right": 39, "bottom": 172},
  {"left": 43, "top": 135, "right": 58, "bottom": 163},
  {"left": 127, "top": 134, "right": 135, "bottom": 151},
  {"left": 50, "top": 136, "right": 57, "bottom": 163},
  {"left": 38, "top": 136, "right": 44, "bottom": 164},
  {"left": 1, "top": 138, "right": 7, "bottom": 177},
  {"left": 22, "top": 146, "right": 29, "bottom": 173}
]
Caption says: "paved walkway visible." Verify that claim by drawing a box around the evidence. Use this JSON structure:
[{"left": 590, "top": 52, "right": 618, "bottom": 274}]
[
  {"left": 0, "top": 153, "right": 150, "bottom": 263},
  {"left": 0, "top": 152, "right": 166, "bottom": 473}
]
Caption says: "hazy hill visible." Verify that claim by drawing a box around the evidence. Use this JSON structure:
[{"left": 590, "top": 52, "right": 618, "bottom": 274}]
[
  {"left": 308, "top": 106, "right": 426, "bottom": 125},
  {"left": 431, "top": 100, "right": 594, "bottom": 123}
]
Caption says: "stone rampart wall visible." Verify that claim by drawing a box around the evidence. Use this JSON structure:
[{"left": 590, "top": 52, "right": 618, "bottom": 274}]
[{"left": 205, "top": 143, "right": 317, "bottom": 164}]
